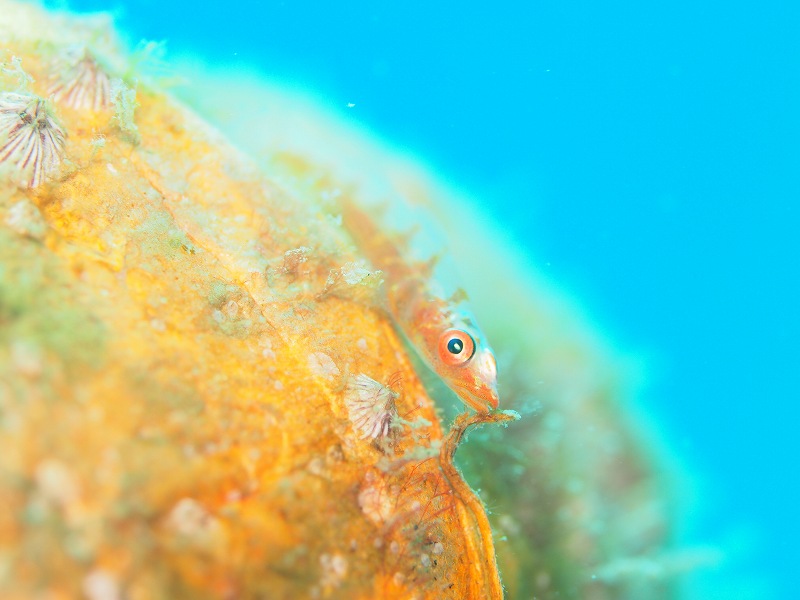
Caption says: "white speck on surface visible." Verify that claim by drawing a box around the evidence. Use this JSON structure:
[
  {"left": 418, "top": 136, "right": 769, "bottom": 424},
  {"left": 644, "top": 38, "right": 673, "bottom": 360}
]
[
  {"left": 389, "top": 540, "right": 400, "bottom": 554},
  {"left": 273, "top": 380, "right": 284, "bottom": 390},
  {"left": 83, "top": 569, "right": 121, "bottom": 600},
  {"left": 308, "top": 352, "right": 340, "bottom": 381},
  {"left": 307, "top": 457, "right": 325, "bottom": 476},
  {"left": 420, "top": 553, "right": 431, "bottom": 567},
  {"left": 166, "top": 498, "right": 218, "bottom": 539},
  {"left": 259, "top": 335, "right": 276, "bottom": 360},
  {"left": 5, "top": 199, "right": 46, "bottom": 240},
  {"left": 11, "top": 341, "right": 43, "bottom": 378},
  {"left": 282, "top": 246, "right": 311, "bottom": 271},
  {"left": 222, "top": 299, "right": 239, "bottom": 319},
  {"left": 322, "top": 261, "right": 382, "bottom": 297},
  {"left": 341, "top": 261, "right": 373, "bottom": 285},
  {"left": 432, "top": 541, "right": 444, "bottom": 555},
  {"left": 319, "top": 553, "right": 347, "bottom": 587},
  {"left": 106, "top": 163, "right": 118, "bottom": 175},
  {"left": 358, "top": 470, "right": 395, "bottom": 526},
  {"left": 356, "top": 338, "right": 368, "bottom": 351},
  {"left": 35, "top": 459, "right": 79, "bottom": 507}
]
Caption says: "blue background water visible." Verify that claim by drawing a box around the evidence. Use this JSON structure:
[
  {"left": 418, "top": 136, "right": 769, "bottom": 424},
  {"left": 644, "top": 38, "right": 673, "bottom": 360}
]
[{"left": 51, "top": 0, "right": 798, "bottom": 597}]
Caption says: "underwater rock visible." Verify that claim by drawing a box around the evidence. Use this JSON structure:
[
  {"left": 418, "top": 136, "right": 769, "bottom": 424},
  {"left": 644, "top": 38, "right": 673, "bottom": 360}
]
[
  {"left": 0, "top": 1, "right": 676, "bottom": 599},
  {"left": 180, "top": 62, "right": 680, "bottom": 600},
  {"left": 0, "top": 3, "right": 506, "bottom": 599}
]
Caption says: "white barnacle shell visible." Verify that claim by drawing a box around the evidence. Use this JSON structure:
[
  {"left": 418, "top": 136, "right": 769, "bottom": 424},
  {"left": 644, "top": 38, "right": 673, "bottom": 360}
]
[
  {"left": 47, "top": 48, "right": 112, "bottom": 111},
  {"left": 345, "top": 374, "right": 399, "bottom": 440},
  {"left": 0, "top": 92, "right": 66, "bottom": 188}
]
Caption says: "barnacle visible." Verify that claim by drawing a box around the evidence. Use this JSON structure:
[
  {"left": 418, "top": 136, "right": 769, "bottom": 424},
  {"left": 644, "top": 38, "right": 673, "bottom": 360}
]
[
  {"left": 47, "top": 47, "right": 112, "bottom": 111},
  {"left": 0, "top": 92, "right": 66, "bottom": 188},
  {"left": 345, "top": 373, "right": 400, "bottom": 439}
]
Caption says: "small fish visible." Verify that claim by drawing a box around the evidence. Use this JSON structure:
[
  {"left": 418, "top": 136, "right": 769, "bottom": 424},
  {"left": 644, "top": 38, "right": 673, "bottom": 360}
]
[{"left": 340, "top": 198, "right": 499, "bottom": 413}]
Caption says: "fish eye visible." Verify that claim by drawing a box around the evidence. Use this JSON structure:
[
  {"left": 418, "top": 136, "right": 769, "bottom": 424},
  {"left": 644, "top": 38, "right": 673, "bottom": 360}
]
[
  {"left": 438, "top": 329, "right": 476, "bottom": 366},
  {"left": 447, "top": 338, "right": 464, "bottom": 354}
]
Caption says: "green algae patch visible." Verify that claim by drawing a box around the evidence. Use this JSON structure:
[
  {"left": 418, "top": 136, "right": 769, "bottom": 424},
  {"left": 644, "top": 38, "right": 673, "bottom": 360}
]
[{"left": 0, "top": 228, "right": 107, "bottom": 372}]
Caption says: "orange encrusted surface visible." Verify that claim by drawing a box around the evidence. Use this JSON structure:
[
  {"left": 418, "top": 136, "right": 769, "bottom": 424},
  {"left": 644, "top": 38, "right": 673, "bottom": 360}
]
[
  {"left": 0, "top": 4, "right": 504, "bottom": 598},
  {"left": 1, "top": 2, "right": 679, "bottom": 599}
]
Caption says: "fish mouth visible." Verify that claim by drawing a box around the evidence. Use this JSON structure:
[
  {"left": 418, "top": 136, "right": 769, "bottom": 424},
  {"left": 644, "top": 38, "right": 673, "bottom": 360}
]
[
  {"left": 454, "top": 382, "right": 499, "bottom": 413},
  {"left": 455, "top": 347, "right": 499, "bottom": 412}
]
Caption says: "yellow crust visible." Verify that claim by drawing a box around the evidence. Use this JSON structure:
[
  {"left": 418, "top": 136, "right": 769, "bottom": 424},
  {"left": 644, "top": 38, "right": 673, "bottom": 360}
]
[{"left": 0, "top": 5, "right": 502, "bottom": 598}]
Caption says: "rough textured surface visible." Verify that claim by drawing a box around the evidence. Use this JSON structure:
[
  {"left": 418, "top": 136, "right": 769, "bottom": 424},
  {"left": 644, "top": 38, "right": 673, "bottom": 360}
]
[
  {"left": 183, "top": 68, "right": 683, "bottom": 599},
  {"left": 0, "top": 2, "right": 678, "bottom": 599}
]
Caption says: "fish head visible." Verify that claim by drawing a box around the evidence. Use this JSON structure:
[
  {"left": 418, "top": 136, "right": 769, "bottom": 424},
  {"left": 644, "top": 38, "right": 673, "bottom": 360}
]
[{"left": 435, "top": 323, "right": 499, "bottom": 413}]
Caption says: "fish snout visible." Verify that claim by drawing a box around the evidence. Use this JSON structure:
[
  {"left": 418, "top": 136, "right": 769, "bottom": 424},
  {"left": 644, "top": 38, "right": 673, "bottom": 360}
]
[{"left": 455, "top": 348, "right": 500, "bottom": 412}]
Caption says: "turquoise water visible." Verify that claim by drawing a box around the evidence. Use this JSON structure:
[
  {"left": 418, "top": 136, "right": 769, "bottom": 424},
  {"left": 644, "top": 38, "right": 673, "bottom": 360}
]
[{"left": 56, "top": 1, "right": 798, "bottom": 597}]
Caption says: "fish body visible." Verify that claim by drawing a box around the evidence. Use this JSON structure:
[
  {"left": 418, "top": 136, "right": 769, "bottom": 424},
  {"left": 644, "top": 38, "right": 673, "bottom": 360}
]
[{"left": 340, "top": 198, "right": 499, "bottom": 413}]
